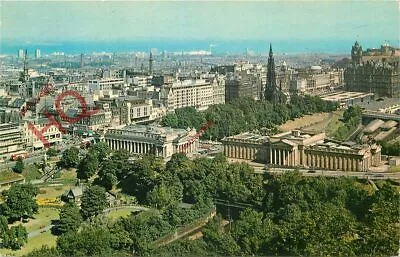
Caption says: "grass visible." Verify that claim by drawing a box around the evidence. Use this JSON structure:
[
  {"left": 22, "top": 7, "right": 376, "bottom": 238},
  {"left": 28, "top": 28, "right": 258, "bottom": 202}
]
[
  {"left": 22, "top": 164, "right": 42, "bottom": 182},
  {"left": 37, "top": 184, "right": 71, "bottom": 199},
  {"left": 20, "top": 208, "right": 59, "bottom": 233},
  {"left": 106, "top": 208, "right": 134, "bottom": 220},
  {"left": 0, "top": 231, "right": 57, "bottom": 257},
  {"left": 58, "top": 169, "right": 77, "bottom": 181},
  {"left": 0, "top": 169, "right": 23, "bottom": 182}
]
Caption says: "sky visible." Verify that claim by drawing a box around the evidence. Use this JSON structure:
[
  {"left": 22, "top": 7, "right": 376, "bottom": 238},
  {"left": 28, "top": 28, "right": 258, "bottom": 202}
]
[{"left": 0, "top": 1, "right": 399, "bottom": 53}]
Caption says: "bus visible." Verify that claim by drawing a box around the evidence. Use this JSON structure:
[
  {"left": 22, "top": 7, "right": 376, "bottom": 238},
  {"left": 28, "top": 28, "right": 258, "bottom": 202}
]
[
  {"left": 80, "top": 137, "right": 96, "bottom": 148},
  {"left": 10, "top": 151, "right": 29, "bottom": 161}
]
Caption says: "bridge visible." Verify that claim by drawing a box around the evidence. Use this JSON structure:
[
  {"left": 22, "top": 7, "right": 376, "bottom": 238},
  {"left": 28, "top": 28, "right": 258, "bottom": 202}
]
[{"left": 362, "top": 110, "right": 400, "bottom": 122}]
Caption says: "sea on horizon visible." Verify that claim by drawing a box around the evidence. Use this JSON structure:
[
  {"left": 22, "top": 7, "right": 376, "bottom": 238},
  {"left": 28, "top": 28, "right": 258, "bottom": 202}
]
[{"left": 0, "top": 38, "right": 397, "bottom": 56}]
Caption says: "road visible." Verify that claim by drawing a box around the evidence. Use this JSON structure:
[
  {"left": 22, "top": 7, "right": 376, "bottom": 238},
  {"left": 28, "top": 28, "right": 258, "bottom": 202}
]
[{"left": 253, "top": 167, "right": 400, "bottom": 180}]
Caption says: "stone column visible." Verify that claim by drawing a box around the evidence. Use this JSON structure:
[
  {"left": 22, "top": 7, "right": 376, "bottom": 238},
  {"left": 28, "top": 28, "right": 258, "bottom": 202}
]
[
  {"left": 348, "top": 158, "right": 351, "bottom": 171},
  {"left": 269, "top": 148, "right": 272, "bottom": 164},
  {"left": 320, "top": 155, "right": 324, "bottom": 168},
  {"left": 339, "top": 157, "right": 344, "bottom": 171},
  {"left": 283, "top": 150, "right": 286, "bottom": 166},
  {"left": 277, "top": 149, "right": 280, "bottom": 165},
  {"left": 274, "top": 149, "right": 277, "bottom": 165}
]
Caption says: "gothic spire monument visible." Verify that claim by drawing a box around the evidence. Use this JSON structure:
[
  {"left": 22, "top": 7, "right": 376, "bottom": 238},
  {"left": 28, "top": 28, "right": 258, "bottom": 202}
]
[{"left": 265, "top": 44, "right": 286, "bottom": 104}]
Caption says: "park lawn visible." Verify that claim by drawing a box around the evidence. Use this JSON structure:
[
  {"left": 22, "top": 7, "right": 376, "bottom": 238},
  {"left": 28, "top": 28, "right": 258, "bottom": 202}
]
[
  {"left": 37, "top": 184, "right": 71, "bottom": 199},
  {"left": 106, "top": 208, "right": 134, "bottom": 220},
  {"left": 0, "top": 231, "right": 57, "bottom": 257},
  {"left": 22, "top": 208, "right": 59, "bottom": 233},
  {"left": 22, "top": 164, "right": 42, "bottom": 181},
  {"left": 57, "top": 169, "right": 77, "bottom": 183},
  {"left": 0, "top": 169, "right": 23, "bottom": 182}
]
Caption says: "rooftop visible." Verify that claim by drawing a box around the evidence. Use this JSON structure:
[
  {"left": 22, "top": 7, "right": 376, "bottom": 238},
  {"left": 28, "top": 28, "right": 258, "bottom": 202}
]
[
  {"left": 320, "top": 91, "right": 374, "bottom": 102},
  {"left": 358, "top": 97, "right": 400, "bottom": 112}
]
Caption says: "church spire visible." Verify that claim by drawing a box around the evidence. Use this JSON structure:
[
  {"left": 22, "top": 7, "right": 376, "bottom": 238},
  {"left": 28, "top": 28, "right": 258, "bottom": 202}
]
[
  {"left": 149, "top": 51, "right": 153, "bottom": 75},
  {"left": 269, "top": 43, "right": 273, "bottom": 57}
]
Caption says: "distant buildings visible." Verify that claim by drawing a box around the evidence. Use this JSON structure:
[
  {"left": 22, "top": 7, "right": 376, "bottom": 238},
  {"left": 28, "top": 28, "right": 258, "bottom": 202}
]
[
  {"left": 291, "top": 68, "right": 344, "bottom": 95},
  {"left": 0, "top": 123, "right": 25, "bottom": 158},
  {"left": 160, "top": 77, "right": 225, "bottom": 112},
  {"left": 222, "top": 130, "right": 382, "bottom": 172},
  {"left": 35, "top": 49, "right": 41, "bottom": 59},
  {"left": 88, "top": 78, "right": 125, "bottom": 92},
  {"left": 104, "top": 124, "right": 199, "bottom": 159},
  {"left": 225, "top": 66, "right": 264, "bottom": 101},
  {"left": 18, "top": 49, "right": 24, "bottom": 59},
  {"left": 344, "top": 42, "right": 400, "bottom": 97},
  {"left": 23, "top": 118, "right": 63, "bottom": 150}
]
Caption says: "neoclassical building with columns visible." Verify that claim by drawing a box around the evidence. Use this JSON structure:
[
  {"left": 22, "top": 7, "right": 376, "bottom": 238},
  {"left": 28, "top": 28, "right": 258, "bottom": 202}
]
[
  {"left": 104, "top": 125, "right": 199, "bottom": 159},
  {"left": 222, "top": 130, "right": 381, "bottom": 172}
]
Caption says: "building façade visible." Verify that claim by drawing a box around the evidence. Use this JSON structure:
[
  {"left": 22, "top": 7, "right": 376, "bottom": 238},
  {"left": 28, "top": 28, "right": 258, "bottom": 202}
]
[{"left": 344, "top": 42, "right": 400, "bottom": 97}]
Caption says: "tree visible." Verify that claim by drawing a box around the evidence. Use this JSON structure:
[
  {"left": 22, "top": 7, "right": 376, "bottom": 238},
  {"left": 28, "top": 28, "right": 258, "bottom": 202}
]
[
  {"left": 77, "top": 153, "right": 99, "bottom": 179},
  {"left": 13, "top": 157, "right": 24, "bottom": 173},
  {"left": 111, "top": 149, "right": 132, "bottom": 179},
  {"left": 2, "top": 225, "right": 28, "bottom": 250},
  {"left": 99, "top": 172, "right": 118, "bottom": 191},
  {"left": 359, "top": 186, "right": 400, "bottom": 256},
  {"left": 23, "top": 245, "right": 60, "bottom": 257},
  {"left": 58, "top": 202, "right": 83, "bottom": 234},
  {"left": 60, "top": 147, "right": 80, "bottom": 168},
  {"left": 123, "top": 155, "right": 164, "bottom": 203},
  {"left": 47, "top": 147, "right": 59, "bottom": 157},
  {"left": 146, "top": 183, "right": 175, "bottom": 209},
  {"left": 80, "top": 186, "right": 108, "bottom": 220},
  {"left": 0, "top": 215, "right": 8, "bottom": 236},
  {"left": 88, "top": 142, "right": 111, "bottom": 162},
  {"left": 56, "top": 217, "right": 123, "bottom": 256},
  {"left": 1, "top": 184, "right": 39, "bottom": 222},
  {"left": 231, "top": 209, "right": 269, "bottom": 255}
]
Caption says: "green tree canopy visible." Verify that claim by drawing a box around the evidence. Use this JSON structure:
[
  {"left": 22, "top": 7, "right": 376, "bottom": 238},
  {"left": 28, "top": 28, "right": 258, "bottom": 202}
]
[
  {"left": 80, "top": 185, "right": 108, "bottom": 220},
  {"left": 88, "top": 142, "right": 111, "bottom": 162},
  {"left": 60, "top": 147, "right": 80, "bottom": 168},
  {"left": 13, "top": 157, "right": 24, "bottom": 173},
  {"left": 1, "top": 184, "right": 39, "bottom": 222},
  {"left": 77, "top": 153, "right": 99, "bottom": 179},
  {"left": 58, "top": 202, "right": 83, "bottom": 234}
]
